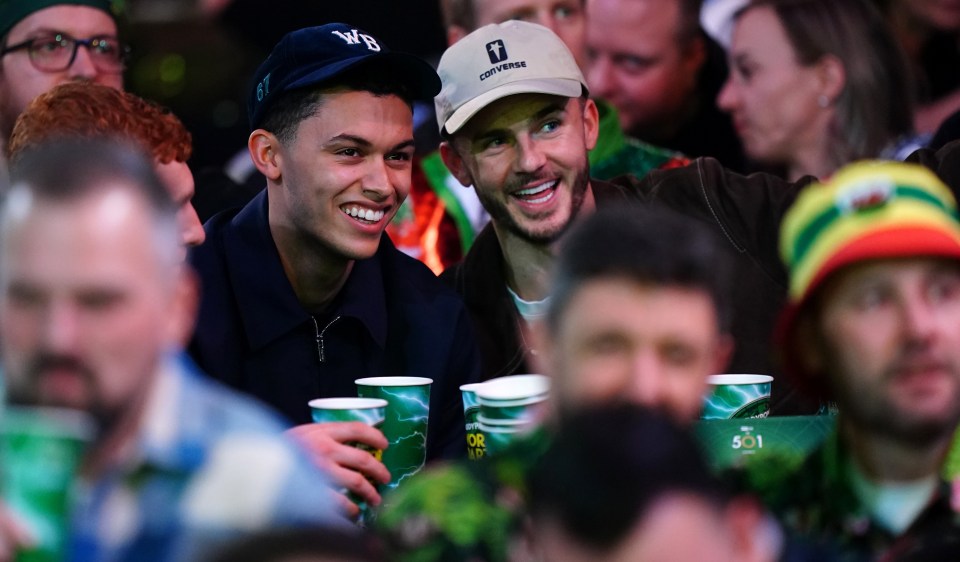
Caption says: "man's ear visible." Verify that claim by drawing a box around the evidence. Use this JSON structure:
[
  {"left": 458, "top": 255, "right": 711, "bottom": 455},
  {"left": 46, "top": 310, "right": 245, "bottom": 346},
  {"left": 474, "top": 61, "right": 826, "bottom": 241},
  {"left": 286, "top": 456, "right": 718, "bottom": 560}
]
[
  {"left": 248, "top": 129, "right": 284, "bottom": 182},
  {"left": 581, "top": 98, "right": 600, "bottom": 152},
  {"left": 440, "top": 141, "right": 474, "bottom": 188}
]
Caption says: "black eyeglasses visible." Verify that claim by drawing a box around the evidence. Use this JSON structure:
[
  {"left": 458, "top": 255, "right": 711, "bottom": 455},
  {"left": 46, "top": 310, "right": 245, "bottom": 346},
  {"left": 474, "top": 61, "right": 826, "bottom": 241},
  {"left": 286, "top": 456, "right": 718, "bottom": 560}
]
[{"left": 0, "top": 32, "right": 129, "bottom": 73}]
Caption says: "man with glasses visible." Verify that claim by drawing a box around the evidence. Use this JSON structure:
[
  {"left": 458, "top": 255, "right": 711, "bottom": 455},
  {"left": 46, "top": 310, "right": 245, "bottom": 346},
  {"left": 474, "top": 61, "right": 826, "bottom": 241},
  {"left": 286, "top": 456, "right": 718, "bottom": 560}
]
[{"left": 0, "top": 0, "right": 126, "bottom": 155}]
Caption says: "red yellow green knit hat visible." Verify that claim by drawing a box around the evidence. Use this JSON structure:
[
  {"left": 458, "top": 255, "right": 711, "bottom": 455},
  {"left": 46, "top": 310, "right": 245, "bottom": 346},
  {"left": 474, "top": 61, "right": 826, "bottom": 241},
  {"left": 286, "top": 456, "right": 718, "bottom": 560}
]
[{"left": 777, "top": 160, "right": 960, "bottom": 397}]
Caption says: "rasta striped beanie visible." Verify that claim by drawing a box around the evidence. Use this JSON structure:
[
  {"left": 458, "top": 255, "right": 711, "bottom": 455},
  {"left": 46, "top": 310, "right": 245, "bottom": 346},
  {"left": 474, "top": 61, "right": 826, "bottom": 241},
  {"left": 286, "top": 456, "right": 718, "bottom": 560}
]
[{"left": 776, "top": 160, "right": 960, "bottom": 396}]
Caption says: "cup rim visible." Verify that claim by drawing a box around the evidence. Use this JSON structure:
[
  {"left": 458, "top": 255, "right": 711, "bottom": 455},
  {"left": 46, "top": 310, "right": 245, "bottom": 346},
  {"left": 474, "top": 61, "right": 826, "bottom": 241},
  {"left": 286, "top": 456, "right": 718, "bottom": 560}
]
[
  {"left": 477, "top": 393, "right": 549, "bottom": 407},
  {"left": 475, "top": 374, "right": 550, "bottom": 401},
  {"left": 459, "top": 382, "right": 487, "bottom": 392},
  {"left": 0, "top": 405, "right": 97, "bottom": 441},
  {"left": 707, "top": 374, "right": 773, "bottom": 385},
  {"left": 308, "top": 397, "right": 389, "bottom": 410},
  {"left": 355, "top": 376, "right": 434, "bottom": 387}
]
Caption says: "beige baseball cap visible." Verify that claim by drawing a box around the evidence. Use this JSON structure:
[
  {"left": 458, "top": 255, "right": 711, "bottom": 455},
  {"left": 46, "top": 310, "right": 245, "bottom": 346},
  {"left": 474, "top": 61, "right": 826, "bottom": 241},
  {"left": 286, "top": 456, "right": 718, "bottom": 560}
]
[{"left": 435, "top": 20, "right": 588, "bottom": 135}]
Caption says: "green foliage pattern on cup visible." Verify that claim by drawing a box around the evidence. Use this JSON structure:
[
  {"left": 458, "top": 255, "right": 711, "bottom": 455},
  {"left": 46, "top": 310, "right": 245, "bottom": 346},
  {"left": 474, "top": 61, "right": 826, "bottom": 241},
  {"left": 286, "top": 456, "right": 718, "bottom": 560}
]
[{"left": 357, "top": 382, "right": 431, "bottom": 490}]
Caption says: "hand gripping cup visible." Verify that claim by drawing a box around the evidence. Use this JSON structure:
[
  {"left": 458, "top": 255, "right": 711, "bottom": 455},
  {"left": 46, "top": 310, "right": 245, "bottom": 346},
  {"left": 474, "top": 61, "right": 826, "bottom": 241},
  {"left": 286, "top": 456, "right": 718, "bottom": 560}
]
[
  {"left": 309, "top": 397, "right": 387, "bottom": 523},
  {"left": 355, "top": 377, "right": 432, "bottom": 490},
  {"left": 1, "top": 406, "right": 95, "bottom": 562},
  {"left": 702, "top": 374, "right": 773, "bottom": 420},
  {"left": 460, "top": 383, "right": 486, "bottom": 460}
]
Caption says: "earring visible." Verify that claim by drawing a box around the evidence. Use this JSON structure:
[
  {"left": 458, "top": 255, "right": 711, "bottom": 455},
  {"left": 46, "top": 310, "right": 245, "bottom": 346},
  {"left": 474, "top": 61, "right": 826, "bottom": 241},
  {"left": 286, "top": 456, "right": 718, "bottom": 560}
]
[{"left": 818, "top": 95, "right": 830, "bottom": 108}]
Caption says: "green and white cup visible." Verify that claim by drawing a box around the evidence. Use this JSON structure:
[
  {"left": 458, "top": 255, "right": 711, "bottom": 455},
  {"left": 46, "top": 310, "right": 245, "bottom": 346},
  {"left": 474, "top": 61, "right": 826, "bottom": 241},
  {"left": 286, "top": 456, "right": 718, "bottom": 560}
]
[
  {"left": 1, "top": 406, "right": 95, "bottom": 562},
  {"left": 702, "top": 374, "right": 773, "bottom": 420},
  {"left": 308, "top": 397, "right": 388, "bottom": 524},
  {"left": 308, "top": 397, "right": 388, "bottom": 460},
  {"left": 460, "top": 383, "right": 486, "bottom": 460},
  {"left": 355, "top": 377, "right": 432, "bottom": 490},
  {"left": 476, "top": 374, "right": 549, "bottom": 426}
]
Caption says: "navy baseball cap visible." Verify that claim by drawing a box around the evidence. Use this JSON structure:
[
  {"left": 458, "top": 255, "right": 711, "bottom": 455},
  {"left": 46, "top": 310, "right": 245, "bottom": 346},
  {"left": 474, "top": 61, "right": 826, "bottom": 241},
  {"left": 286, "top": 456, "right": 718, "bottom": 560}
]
[{"left": 247, "top": 23, "right": 441, "bottom": 130}]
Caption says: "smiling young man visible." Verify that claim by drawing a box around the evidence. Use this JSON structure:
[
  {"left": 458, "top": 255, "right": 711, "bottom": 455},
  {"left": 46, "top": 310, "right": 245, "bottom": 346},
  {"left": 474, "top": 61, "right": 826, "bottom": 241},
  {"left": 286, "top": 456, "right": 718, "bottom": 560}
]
[
  {"left": 436, "top": 21, "right": 802, "bottom": 412},
  {"left": 188, "top": 24, "right": 480, "bottom": 517}
]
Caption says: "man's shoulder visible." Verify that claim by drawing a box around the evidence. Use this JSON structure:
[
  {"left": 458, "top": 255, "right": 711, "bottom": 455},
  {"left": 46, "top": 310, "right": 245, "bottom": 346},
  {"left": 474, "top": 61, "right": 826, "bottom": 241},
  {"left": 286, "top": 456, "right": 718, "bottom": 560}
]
[{"left": 437, "top": 225, "right": 503, "bottom": 300}]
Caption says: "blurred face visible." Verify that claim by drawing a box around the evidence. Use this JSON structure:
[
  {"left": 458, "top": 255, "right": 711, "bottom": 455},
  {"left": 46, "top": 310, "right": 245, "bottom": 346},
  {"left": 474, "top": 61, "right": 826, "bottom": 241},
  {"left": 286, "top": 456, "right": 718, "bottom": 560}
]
[
  {"left": 585, "top": 0, "right": 704, "bottom": 140},
  {"left": 899, "top": 0, "right": 960, "bottom": 31},
  {"left": 469, "top": 0, "right": 587, "bottom": 67},
  {"left": 0, "top": 185, "right": 191, "bottom": 431},
  {"left": 269, "top": 90, "right": 414, "bottom": 261},
  {"left": 443, "top": 94, "right": 598, "bottom": 246},
  {"left": 534, "top": 494, "right": 743, "bottom": 562},
  {"left": 154, "top": 160, "right": 205, "bottom": 248},
  {"left": 808, "top": 259, "right": 960, "bottom": 443},
  {"left": 0, "top": 6, "right": 122, "bottom": 136},
  {"left": 544, "top": 278, "right": 729, "bottom": 422},
  {"left": 717, "top": 7, "right": 830, "bottom": 167}
]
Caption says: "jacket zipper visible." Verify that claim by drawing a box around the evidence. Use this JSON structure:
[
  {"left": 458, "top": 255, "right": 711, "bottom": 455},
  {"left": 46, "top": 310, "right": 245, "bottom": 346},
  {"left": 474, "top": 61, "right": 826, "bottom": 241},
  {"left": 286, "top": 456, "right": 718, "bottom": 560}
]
[{"left": 311, "top": 315, "right": 341, "bottom": 363}]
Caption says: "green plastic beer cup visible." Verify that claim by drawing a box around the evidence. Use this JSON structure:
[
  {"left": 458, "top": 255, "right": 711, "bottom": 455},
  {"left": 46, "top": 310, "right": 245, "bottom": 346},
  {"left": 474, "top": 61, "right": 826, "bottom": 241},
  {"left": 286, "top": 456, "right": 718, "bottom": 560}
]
[
  {"left": 355, "top": 377, "right": 432, "bottom": 490},
  {"left": 460, "top": 383, "right": 485, "bottom": 460},
  {"left": 702, "top": 374, "right": 773, "bottom": 420},
  {"left": 1, "top": 407, "right": 95, "bottom": 562},
  {"left": 308, "top": 397, "right": 387, "bottom": 524}
]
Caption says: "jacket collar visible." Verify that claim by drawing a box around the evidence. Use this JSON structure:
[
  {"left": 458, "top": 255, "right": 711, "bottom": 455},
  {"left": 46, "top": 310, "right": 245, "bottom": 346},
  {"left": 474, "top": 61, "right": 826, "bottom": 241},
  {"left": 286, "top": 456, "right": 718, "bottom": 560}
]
[{"left": 222, "top": 190, "right": 388, "bottom": 351}]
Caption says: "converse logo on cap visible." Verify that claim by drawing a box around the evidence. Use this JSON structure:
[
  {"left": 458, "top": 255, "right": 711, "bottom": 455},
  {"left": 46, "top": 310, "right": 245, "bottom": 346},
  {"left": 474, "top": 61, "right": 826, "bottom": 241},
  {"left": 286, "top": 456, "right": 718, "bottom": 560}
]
[
  {"left": 331, "top": 28, "right": 381, "bottom": 52},
  {"left": 486, "top": 40, "right": 507, "bottom": 63},
  {"left": 836, "top": 178, "right": 894, "bottom": 214},
  {"left": 479, "top": 38, "right": 528, "bottom": 82}
]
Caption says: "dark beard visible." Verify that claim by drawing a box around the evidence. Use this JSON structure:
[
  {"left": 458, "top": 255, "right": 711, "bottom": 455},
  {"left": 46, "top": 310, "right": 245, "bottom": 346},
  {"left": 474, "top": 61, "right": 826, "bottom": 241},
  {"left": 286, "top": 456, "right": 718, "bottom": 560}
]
[
  {"left": 7, "top": 355, "right": 113, "bottom": 439},
  {"left": 478, "top": 163, "right": 591, "bottom": 245}
]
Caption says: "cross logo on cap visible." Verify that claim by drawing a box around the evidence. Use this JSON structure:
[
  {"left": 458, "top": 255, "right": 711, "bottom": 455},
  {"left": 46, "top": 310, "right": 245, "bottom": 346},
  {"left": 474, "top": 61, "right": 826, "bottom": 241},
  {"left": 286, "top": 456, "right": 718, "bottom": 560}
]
[{"left": 486, "top": 40, "right": 508, "bottom": 64}]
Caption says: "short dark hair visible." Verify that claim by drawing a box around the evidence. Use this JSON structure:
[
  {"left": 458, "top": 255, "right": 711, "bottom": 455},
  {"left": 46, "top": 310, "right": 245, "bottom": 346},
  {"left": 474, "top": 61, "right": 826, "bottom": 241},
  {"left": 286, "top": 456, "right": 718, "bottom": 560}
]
[
  {"left": 547, "top": 204, "right": 732, "bottom": 334},
  {"left": 260, "top": 65, "right": 417, "bottom": 145},
  {"left": 527, "top": 403, "right": 729, "bottom": 551}
]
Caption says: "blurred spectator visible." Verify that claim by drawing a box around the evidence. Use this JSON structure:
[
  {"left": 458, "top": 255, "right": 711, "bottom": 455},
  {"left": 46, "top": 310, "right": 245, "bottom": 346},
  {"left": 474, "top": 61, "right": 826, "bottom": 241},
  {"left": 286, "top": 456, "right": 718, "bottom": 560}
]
[
  {"left": 0, "top": 138, "right": 343, "bottom": 562},
  {"left": 717, "top": 0, "right": 919, "bottom": 181},
  {"left": 527, "top": 405, "right": 779, "bottom": 562},
  {"left": 377, "top": 204, "right": 738, "bottom": 561},
  {"left": 0, "top": 0, "right": 125, "bottom": 157},
  {"left": 584, "top": 0, "right": 746, "bottom": 171},
  {"left": 8, "top": 82, "right": 205, "bottom": 248},
  {"left": 753, "top": 161, "right": 960, "bottom": 558}
]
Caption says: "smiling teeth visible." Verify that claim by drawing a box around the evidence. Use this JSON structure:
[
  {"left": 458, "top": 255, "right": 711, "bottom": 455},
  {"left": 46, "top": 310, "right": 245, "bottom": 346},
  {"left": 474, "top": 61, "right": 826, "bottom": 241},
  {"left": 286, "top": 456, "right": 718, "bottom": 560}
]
[
  {"left": 515, "top": 181, "right": 555, "bottom": 197},
  {"left": 342, "top": 206, "right": 385, "bottom": 222}
]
